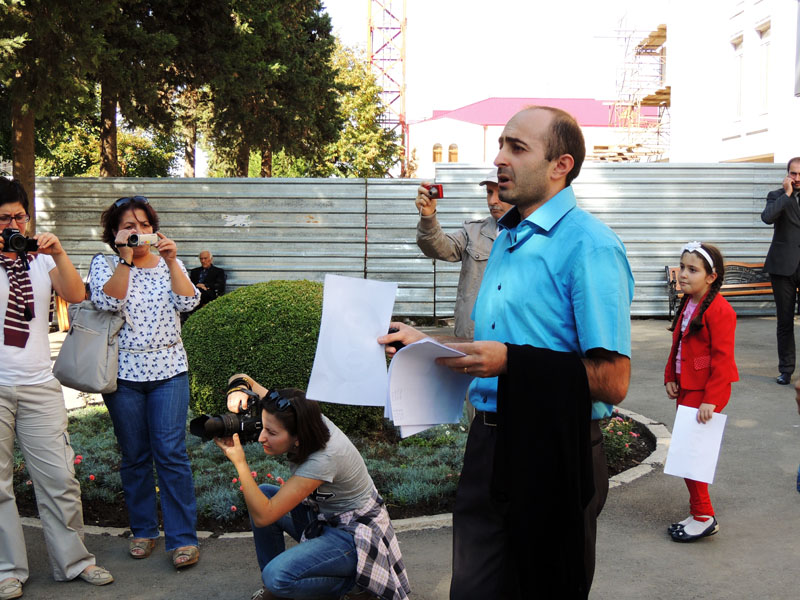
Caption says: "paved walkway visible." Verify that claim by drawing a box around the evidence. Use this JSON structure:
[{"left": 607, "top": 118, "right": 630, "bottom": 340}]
[{"left": 17, "top": 318, "right": 800, "bottom": 598}]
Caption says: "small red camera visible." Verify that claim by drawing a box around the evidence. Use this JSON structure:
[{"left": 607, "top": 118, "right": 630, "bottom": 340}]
[{"left": 424, "top": 184, "right": 444, "bottom": 199}]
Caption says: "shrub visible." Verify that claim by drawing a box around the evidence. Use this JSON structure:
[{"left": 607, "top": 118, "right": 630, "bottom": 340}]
[
  {"left": 601, "top": 413, "right": 641, "bottom": 464},
  {"left": 182, "top": 280, "right": 385, "bottom": 437}
]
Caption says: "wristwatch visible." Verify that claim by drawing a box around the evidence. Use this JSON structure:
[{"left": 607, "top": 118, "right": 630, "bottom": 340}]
[{"left": 118, "top": 257, "right": 134, "bottom": 268}]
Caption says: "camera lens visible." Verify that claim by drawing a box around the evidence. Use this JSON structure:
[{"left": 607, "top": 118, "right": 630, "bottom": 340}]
[{"left": 7, "top": 232, "right": 27, "bottom": 252}]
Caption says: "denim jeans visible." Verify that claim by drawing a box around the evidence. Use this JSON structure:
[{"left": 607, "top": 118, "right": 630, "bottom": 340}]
[
  {"left": 252, "top": 484, "right": 358, "bottom": 598},
  {"left": 103, "top": 372, "right": 198, "bottom": 551}
]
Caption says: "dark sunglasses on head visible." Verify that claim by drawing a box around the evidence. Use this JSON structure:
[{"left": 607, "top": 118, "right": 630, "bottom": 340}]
[
  {"left": 114, "top": 196, "right": 150, "bottom": 208},
  {"left": 266, "top": 390, "right": 293, "bottom": 411}
]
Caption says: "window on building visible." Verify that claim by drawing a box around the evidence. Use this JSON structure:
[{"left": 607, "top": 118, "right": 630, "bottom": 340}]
[
  {"left": 756, "top": 21, "right": 771, "bottom": 114},
  {"left": 730, "top": 34, "right": 744, "bottom": 120},
  {"left": 433, "top": 143, "right": 442, "bottom": 163},
  {"left": 448, "top": 144, "right": 458, "bottom": 162}
]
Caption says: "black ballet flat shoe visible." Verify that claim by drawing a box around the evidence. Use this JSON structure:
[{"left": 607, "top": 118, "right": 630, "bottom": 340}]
[
  {"left": 777, "top": 373, "right": 791, "bottom": 385},
  {"left": 670, "top": 517, "right": 718, "bottom": 543},
  {"left": 667, "top": 516, "right": 693, "bottom": 534}
]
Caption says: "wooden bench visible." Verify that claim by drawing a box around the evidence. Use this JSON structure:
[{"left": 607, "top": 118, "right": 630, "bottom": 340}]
[{"left": 665, "top": 262, "right": 773, "bottom": 317}]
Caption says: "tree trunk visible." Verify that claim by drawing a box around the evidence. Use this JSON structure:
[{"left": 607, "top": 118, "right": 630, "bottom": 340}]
[
  {"left": 235, "top": 142, "right": 250, "bottom": 177},
  {"left": 100, "top": 85, "right": 119, "bottom": 177},
  {"left": 183, "top": 121, "right": 196, "bottom": 178},
  {"left": 11, "top": 102, "right": 36, "bottom": 233},
  {"left": 260, "top": 146, "right": 272, "bottom": 178}
]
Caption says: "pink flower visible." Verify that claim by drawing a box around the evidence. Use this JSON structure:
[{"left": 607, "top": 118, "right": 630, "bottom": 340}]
[
  {"left": 625, "top": 443, "right": 629, "bottom": 448},
  {"left": 276, "top": 477, "right": 285, "bottom": 485},
  {"left": 89, "top": 474, "right": 95, "bottom": 481},
  {"left": 631, "top": 432, "right": 640, "bottom": 438},
  {"left": 239, "top": 485, "right": 243, "bottom": 491},
  {"left": 74, "top": 457, "right": 82, "bottom": 465},
  {"left": 251, "top": 471, "right": 257, "bottom": 479},
  {"left": 617, "top": 431, "right": 623, "bottom": 435},
  {"left": 75, "top": 454, "right": 83, "bottom": 460},
  {"left": 231, "top": 505, "right": 237, "bottom": 512},
  {"left": 267, "top": 473, "right": 274, "bottom": 479},
  {"left": 232, "top": 477, "right": 238, "bottom": 484},
  {"left": 25, "top": 480, "right": 32, "bottom": 485}
]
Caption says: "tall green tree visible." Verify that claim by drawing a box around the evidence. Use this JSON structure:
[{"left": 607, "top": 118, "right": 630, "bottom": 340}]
[
  {"left": 0, "top": 0, "right": 109, "bottom": 228},
  {"left": 272, "top": 42, "right": 402, "bottom": 178},
  {"left": 206, "top": 0, "right": 342, "bottom": 177}
]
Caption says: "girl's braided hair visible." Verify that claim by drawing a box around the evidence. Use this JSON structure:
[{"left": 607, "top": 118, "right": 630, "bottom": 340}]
[{"left": 668, "top": 243, "right": 725, "bottom": 334}]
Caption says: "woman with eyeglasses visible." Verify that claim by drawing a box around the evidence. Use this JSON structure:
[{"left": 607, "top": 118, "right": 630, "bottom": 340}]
[
  {"left": 89, "top": 196, "right": 201, "bottom": 569},
  {"left": 216, "top": 374, "right": 410, "bottom": 600},
  {"left": 0, "top": 178, "right": 114, "bottom": 598}
]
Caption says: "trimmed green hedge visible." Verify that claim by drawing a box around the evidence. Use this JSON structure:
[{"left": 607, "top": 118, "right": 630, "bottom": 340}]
[{"left": 183, "top": 280, "right": 385, "bottom": 437}]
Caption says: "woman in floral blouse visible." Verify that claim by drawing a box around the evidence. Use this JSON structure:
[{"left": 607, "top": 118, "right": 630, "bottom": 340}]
[{"left": 90, "top": 196, "right": 201, "bottom": 569}]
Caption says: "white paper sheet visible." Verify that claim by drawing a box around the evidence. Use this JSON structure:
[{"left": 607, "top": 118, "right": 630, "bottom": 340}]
[
  {"left": 306, "top": 274, "right": 397, "bottom": 406},
  {"left": 664, "top": 405, "right": 728, "bottom": 484},
  {"left": 387, "top": 338, "right": 472, "bottom": 437}
]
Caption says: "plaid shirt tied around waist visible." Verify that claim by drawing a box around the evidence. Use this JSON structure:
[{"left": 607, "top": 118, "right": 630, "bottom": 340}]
[{"left": 302, "top": 488, "right": 411, "bottom": 600}]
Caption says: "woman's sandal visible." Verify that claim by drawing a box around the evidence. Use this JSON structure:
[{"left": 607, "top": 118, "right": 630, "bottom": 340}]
[
  {"left": 129, "top": 538, "right": 156, "bottom": 559},
  {"left": 172, "top": 545, "right": 200, "bottom": 569}
]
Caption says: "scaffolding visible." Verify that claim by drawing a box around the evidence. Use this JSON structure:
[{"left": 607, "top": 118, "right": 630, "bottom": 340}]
[
  {"left": 367, "top": 0, "right": 408, "bottom": 175},
  {"left": 594, "top": 24, "right": 670, "bottom": 162}
]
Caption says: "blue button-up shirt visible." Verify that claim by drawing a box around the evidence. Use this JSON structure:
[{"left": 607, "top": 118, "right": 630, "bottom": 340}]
[{"left": 469, "top": 186, "right": 634, "bottom": 418}]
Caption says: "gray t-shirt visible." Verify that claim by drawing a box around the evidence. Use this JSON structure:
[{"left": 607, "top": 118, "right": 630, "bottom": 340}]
[{"left": 291, "top": 415, "right": 375, "bottom": 517}]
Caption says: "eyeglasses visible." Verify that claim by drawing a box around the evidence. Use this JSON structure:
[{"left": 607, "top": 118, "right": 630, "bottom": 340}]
[
  {"left": 266, "top": 390, "right": 293, "bottom": 412},
  {"left": 0, "top": 213, "right": 30, "bottom": 226},
  {"left": 114, "top": 196, "right": 150, "bottom": 208}
]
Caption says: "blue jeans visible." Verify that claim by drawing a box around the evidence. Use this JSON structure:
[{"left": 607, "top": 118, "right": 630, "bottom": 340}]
[
  {"left": 252, "top": 484, "right": 358, "bottom": 598},
  {"left": 103, "top": 373, "right": 198, "bottom": 551}
]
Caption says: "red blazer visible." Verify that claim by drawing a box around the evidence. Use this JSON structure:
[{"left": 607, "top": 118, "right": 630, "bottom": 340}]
[{"left": 664, "top": 293, "right": 738, "bottom": 411}]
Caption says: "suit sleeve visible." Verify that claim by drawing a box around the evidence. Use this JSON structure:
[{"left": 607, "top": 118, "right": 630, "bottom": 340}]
[
  {"left": 416, "top": 213, "right": 468, "bottom": 262},
  {"left": 702, "top": 302, "right": 738, "bottom": 410},
  {"left": 761, "top": 190, "right": 794, "bottom": 225},
  {"left": 212, "top": 267, "right": 226, "bottom": 297}
]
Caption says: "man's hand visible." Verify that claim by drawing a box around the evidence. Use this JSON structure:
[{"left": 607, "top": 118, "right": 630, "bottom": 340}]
[
  {"left": 415, "top": 183, "right": 437, "bottom": 216},
  {"left": 436, "top": 341, "right": 508, "bottom": 378},
  {"left": 378, "top": 322, "right": 427, "bottom": 356},
  {"left": 582, "top": 349, "right": 630, "bottom": 405},
  {"left": 665, "top": 381, "right": 679, "bottom": 399},
  {"left": 697, "top": 403, "right": 716, "bottom": 424},
  {"left": 197, "top": 283, "right": 208, "bottom": 291},
  {"left": 784, "top": 175, "right": 794, "bottom": 196}
]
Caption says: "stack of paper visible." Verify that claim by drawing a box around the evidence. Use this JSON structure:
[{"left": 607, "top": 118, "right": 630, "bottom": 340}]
[{"left": 306, "top": 274, "right": 472, "bottom": 437}]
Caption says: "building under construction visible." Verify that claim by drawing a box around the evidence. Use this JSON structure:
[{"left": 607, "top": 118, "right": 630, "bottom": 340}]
[{"left": 593, "top": 24, "right": 670, "bottom": 162}]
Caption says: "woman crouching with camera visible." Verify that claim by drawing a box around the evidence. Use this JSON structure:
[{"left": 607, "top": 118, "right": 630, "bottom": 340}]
[{"left": 215, "top": 374, "right": 410, "bottom": 600}]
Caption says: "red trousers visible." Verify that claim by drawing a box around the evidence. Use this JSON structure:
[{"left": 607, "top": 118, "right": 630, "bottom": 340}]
[{"left": 676, "top": 379, "right": 725, "bottom": 518}]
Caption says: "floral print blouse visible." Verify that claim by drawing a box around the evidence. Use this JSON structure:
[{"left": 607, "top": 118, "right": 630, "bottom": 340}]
[{"left": 90, "top": 254, "right": 200, "bottom": 382}]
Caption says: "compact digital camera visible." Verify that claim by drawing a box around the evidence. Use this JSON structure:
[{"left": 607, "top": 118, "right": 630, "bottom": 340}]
[{"left": 424, "top": 184, "right": 444, "bottom": 199}]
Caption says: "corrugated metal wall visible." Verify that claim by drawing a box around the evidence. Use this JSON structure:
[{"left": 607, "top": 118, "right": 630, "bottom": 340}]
[{"left": 35, "top": 162, "right": 785, "bottom": 318}]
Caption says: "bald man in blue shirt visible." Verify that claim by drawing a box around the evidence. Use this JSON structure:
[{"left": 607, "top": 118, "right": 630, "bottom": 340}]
[{"left": 382, "top": 106, "right": 634, "bottom": 599}]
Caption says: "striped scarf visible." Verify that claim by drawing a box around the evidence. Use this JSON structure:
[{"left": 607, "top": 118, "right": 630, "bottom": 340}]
[{"left": 0, "top": 253, "right": 35, "bottom": 348}]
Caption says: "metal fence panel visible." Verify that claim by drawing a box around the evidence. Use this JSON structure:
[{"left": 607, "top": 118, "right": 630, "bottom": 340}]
[{"left": 35, "top": 162, "right": 786, "bottom": 318}]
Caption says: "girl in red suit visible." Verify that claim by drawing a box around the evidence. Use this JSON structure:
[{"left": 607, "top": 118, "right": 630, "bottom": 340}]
[{"left": 664, "top": 242, "right": 738, "bottom": 542}]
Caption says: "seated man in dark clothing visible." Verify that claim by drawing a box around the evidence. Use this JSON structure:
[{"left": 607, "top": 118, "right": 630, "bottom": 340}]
[{"left": 188, "top": 250, "right": 226, "bottom": 311}]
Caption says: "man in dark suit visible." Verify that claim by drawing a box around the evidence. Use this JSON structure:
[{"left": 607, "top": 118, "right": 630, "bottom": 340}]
[
  {"left": 189, "top": 250, "right": 226, "bottom": 310},
  {"left": 761, "top": 157, "right": 800, "bottom": 384}
]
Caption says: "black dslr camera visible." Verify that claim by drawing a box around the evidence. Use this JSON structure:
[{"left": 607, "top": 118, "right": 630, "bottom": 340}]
[
  {"left": 2, "top": 228, "right": 38, "bottom": 253},
  {"left": 189, "top": 389, "right": 264, "bottom": 443}
]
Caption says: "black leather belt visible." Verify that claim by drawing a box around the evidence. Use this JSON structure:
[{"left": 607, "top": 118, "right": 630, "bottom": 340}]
[{"left": 476, "top": 410, "right": 497, "bottom": 427}]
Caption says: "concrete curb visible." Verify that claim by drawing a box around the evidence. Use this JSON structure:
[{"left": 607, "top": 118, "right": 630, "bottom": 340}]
[{"left": 23, "top": 410, "right": 668, "bottom": 539}]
